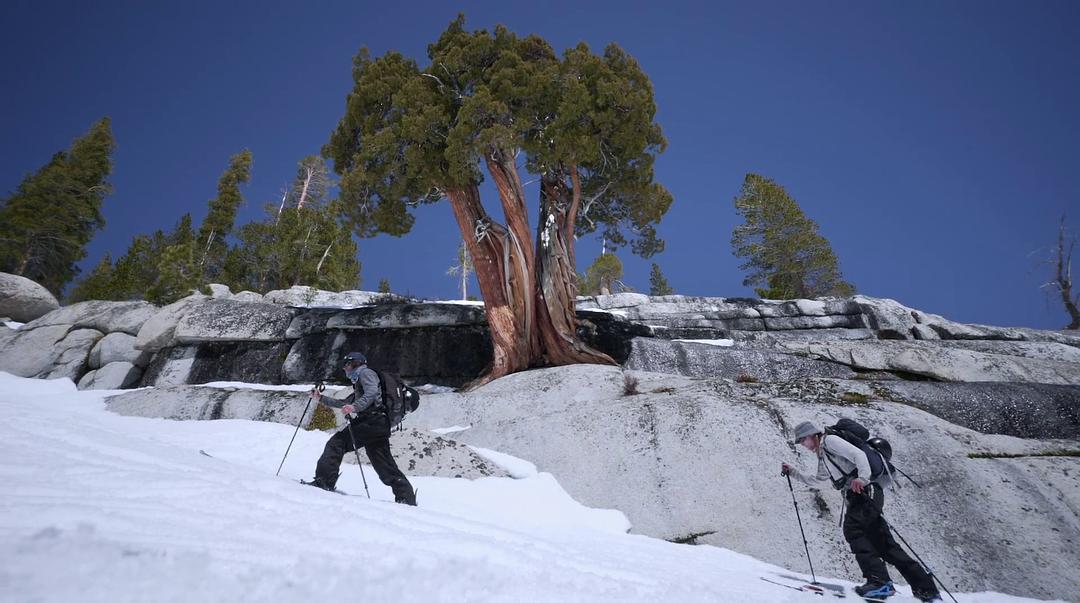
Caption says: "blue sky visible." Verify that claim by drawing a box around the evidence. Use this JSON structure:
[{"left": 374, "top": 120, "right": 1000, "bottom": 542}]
[{"left": 2, "top": 1, "right": 1078, "bottom": 329}]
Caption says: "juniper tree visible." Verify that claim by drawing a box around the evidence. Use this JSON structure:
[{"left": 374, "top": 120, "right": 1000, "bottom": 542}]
[
  {"left": 324, "top": 16, "right": 672, "bottom": 384},
  {"left": 1039, "top": 214, "right": 1080, "bottom": 329},
  {"left": 0, "top": 118, "right": 115, "bottom": 293},
  {"left": 649, "top": 262, "right": 673, "bottom": 296},
  {"left": 731, "top": 174, "right": 854, "bottom": 299}
]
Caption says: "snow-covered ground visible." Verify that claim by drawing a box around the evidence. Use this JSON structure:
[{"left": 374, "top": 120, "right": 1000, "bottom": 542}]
[{"left": 0, "top": 372, "right": 1055, "bottom": 602}]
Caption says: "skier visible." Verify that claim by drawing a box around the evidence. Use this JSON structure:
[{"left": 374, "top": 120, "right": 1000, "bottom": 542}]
[
  {"left": 306, "top": 351, "right": 416, "bottom": 505},
  {"left": 781, "top": 421, "right": 941, "bottom": 602}
]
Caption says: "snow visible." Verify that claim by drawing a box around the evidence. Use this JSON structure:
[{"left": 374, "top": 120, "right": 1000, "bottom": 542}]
[
  {"left": 0, "top": 371, "right": 1054, "bottom": 603},
  {"left": 467, "top": 446, "right": 538, "bottom": 479},
  {"left": 674, "top": 338, "right": 735, "bottom": 347},
  {"left": 431, "top": 425, "right": 472, "bottom": 435},
  {"left": 3, "top": 320, "right": 23, "bottom": 329},
  {"left": 428, "top": 299, "right": 485, "bottom": 307}
]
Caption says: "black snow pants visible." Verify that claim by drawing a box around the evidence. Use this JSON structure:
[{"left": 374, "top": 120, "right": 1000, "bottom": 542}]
[
  {"left": 843, "top": 485, "right": 936, "bottom": 592},
  {"left": 315, "top": 411, "right": 415, "bottom": 504}
]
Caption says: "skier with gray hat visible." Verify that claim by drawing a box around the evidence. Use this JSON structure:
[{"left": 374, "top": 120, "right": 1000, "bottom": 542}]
[
  {"left": 305, "top": 351, "right": 416, "bottom": 505},
  {"left": 781, "top": 420, "right": 940, "bottom": 602}
]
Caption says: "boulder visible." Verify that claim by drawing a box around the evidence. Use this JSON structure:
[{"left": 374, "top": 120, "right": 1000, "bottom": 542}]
[
  {"left": 77, "top": 362, "right": 142, "bottom": 390},
  {"left": 403, "top": 364, "right": 1080, "bottom": 600},
  {"left": 0, "top": 272, "right": 59, "bottom": 322},
  {"left": 231, "top": 291, "right": 264, "bottom": 303},
  {"left": 782, "top": 340, "right": 1080, "bottom": 385},
  {"left": 263, "top": 286, "right": 384, "bottom": 308},
  {"left": 852, "top": 295, "right": 919, "bottom": 339},
  {"left": 135, "top": 294, "right": 207, "bottom": 351},
  {"left": 89, "top": 332, "right": 151, "bottom": 369},
  {"left": 19, "top": 300, "right": 156, "bottom": 336},
  {"left": 206, "top": 283, "right": 232, "bottom": 298},
  {"left": 172, "top": 299, "right": 294, "bottom": 343},
  {"left": 625, "top": 337, "right": 856, "bottom": 381},
  {"left": 325, "top": 303, "right": 487, "bottom": 330},
  {"left": 875, "top": 381, "right": 1080, "bottom": 439},
  {"left": 0, "top": 325, "right": 103, "bottom": 380},
  {"left": 140, "top": 342, "right": 291, "bottom": 387}
]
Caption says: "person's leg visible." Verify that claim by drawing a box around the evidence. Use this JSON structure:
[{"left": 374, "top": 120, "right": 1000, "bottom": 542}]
[
  {"left": 313, "top": 428, "right": 355, "bottom": 489},
  {"left": 365, "top": 438, "right": 416, "bottom": 505},
  {"left": 868, "top": 491, "right": 938, "bottom": 597},
  {"left": 843, "top": 490, "right": 892, "bottom": 588}
]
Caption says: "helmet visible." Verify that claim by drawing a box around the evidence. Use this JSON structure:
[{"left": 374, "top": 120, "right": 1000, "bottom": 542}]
[
  {"left": 343, "top": 351, "right": 366, "bottom": 366},
  {"left": 867, "top": 437, "right": 892, "bottom": 462}
]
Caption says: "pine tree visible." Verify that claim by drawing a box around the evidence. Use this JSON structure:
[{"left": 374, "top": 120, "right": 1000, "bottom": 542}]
[
  {"left": 197, "top": 150, "right": 252, "bottom": 281},
  {"left": 731, "top": 174, "right": 854, "bottom": 299},
  {"left": 0, "top": 118, "right": 115, "bottom": 293},
  {"left": 447, "top": 240, "right": 474, "bottom": 300},
  {"left": 580, "top": 253, "right": 623, "bottom": 296},
  {"left": 378, "top": 278, "right": 391, "bottom": 294},
  {"left": 142, "top": 215, "right": 197, "bottom": 304},
  {"left": 649, "top": 262, "right": 673, "bottom": 296},
  {"left": 68, "top": 254, "right": 116, "bottom": 302},
  {"left": 224, "top": 157, "right": 359, "bottom": 293}
]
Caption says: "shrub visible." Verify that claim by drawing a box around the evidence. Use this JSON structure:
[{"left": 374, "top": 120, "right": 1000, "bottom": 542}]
[
  {"left": 735, "top": 373, "right": 758, "bottom": 383},
  {"left": 623, "top": 372, "right": 640, "bottom": 396},
  {"left": 839, "top": 391, "right": 870, "bottom": 404},
  {"left": 306, "top": 403, "right": 338, "bottom": 431}
]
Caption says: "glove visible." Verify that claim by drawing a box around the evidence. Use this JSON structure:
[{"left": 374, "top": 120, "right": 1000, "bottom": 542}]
[
  {"left": 781, "top": 463, "right": 793, "bottom": 477},
  {"left": 310, "top": 388, "right": 322, "bottom": 402},
  {"left": 850, "top": 478, "right": 866, "bottom": 494},
  {"left": 341, "top": 404, "right": 355, "bottom": 416}
]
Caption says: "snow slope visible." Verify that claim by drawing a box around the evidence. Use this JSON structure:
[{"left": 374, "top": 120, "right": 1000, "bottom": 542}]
[{"left": 0, "top": 373, "right": 1056, "bottom": 602}]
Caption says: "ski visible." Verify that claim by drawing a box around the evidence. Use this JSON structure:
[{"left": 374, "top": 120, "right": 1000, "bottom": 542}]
[
  {"left": 760, "top": 576, "right": 846, "bottom": 598},
  {"left": 299, "top": 479, "right": 351, "bottom": 496},
  {"left": 776, "top": 574, "right": 846, "bottom": 594}
]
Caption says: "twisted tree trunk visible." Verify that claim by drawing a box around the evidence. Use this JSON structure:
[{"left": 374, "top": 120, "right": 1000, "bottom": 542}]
[{"left": 536, "top": 166, "right": 615, "bottom": 366}]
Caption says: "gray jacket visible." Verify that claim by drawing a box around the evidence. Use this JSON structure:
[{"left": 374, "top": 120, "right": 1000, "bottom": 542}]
[
  {"left": 789, "top": 434, "right": 872, "bottom": 492},
  {"left": 320, "top": 365, "right": 382, "bottom": 414}
]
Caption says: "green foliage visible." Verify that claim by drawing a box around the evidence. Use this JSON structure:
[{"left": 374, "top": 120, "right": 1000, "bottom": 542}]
[
  {"left": 197, "top": 150, "right": 253, "bottom": 281},
  {"left": 67, "top": 254, "right": 116, "bottom": 302},
  {"left": 306, "top": 403, "right": 339, "bottom": 431},
  {"left": 579, "top": 253, "right": 623, "bottom": 296},
  {"left": 378, "top": 278, "right": 391, "bottom": 294},
  {"left": 223, "top": 157, "right": 359, "bottom": 293},
  {"left": 323, "top": 15, "right": 672, "bottom": 257},
  {"left": 0, "top": 118, "right": 115, "bottom": 293},
  {"left": 649, "top": 262, "right": 673, "bottom": 296},
  {"left": 731, "top": 174, "right": 855, "bottom": 299}
]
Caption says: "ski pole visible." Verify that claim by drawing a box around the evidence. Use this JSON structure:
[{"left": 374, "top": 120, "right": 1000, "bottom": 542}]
[
  {"left": 344, "top": 413, "right": 371, "bottom": 499},
  {"left": 276, "top": 382, "right": 323, "bottom": 476},
  {"left": 785, "top": 473, "right": 818, "bottom": 584},
  {"left": 893, "top": 466, "right": 922, "bottom": 488}
]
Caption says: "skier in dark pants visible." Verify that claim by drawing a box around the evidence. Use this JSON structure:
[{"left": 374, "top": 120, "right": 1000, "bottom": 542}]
[
  {"left": 307, "top": 351, "right": 416, "bottom": 505},
  {"left": 782, "top": 421, "right": 940, "bottom": 602}
]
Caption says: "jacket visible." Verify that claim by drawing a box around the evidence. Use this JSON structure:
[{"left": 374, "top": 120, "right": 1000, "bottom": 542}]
[{"left": 789, "top": 434, "right": 872, "bottom": 492}]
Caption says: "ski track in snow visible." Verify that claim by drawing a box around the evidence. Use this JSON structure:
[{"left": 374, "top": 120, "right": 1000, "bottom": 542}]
[{"left": 0, "top": 372, "right": 1056, "bottom": 603}]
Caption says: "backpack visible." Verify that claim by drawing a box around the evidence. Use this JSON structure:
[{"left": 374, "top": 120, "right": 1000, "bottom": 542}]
[
  {"left": 374, "top": 371, "right": 421, "bottom": 429},
  {"left": 822, "top": 417, "right": 893, "bottom": 487}
]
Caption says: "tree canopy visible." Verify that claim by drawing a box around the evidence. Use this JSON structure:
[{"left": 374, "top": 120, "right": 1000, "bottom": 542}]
[
  {"left": 0, "top": 118, "right": 115, "bottom": 293},
  {"left": 731, "top": 173, "right": 854, "bottom": 299}
]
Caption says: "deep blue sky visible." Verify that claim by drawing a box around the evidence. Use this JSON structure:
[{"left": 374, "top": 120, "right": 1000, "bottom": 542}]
[{"left": 2, "top": 1, "right": 1078, "bottom": 329}]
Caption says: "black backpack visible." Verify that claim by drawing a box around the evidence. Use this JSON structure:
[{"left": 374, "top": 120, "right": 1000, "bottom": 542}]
[
  {"left": 823, "top": 417, "right": 893, "bottom": 486},
  {"left": 374, "top": 371, "right": 420, "bottom": 429}
]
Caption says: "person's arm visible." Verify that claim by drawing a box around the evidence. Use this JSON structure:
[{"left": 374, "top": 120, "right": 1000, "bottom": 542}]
[
  {"left": 316, "top": 388, "right": 353, "bottom": 409},
  {"left": 782, "top": 457, "right": 828, "bottom": 487},
  {"left": 822, "top": 435, "right": 872, "bottom": 482},
  {"left": 350, "top": 367, "right": 381, "bottom": 413}
]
